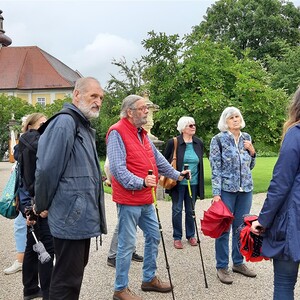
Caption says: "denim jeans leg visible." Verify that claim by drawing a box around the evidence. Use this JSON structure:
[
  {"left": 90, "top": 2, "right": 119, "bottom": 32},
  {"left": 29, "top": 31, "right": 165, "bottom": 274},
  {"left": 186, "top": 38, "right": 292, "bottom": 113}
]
[
  {"left": 273, "top": 259, "right": 299, "bottom": 300},
  {"left": 138, "top": 204, "right": 160, "bottom": 282},
  {"left": 231, "top": 191, "right": 252, "bottom": 265},
  {"left": 172, "top": 185, "right": 184, "bottom": 240},
  {"left": 184, "top": 185, "right": 197, "bottom": 239},
  {"left": 115, "top": 204, "right": 140, "bottom": 291},
  {"left": 14, "top": 211, "right": 27, "bottom": 253}
]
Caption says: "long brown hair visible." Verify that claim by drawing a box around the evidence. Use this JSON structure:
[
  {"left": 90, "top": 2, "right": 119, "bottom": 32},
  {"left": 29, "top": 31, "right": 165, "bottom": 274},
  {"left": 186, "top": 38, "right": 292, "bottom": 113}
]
[{"left": 282, "top": 88, "right": 300, "bottom": 140}]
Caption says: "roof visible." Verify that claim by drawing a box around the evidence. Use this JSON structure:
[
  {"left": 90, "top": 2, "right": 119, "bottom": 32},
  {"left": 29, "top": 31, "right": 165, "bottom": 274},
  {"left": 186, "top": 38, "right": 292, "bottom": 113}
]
[{"left": 0, "top": 46, "right": 81, "bottom": 90}]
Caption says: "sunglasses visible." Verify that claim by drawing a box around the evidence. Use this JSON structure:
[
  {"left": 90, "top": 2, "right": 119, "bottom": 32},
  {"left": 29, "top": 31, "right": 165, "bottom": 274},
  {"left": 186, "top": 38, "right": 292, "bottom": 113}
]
[{"left": 188, "top": 124, "right": 196, "bottom": 128}]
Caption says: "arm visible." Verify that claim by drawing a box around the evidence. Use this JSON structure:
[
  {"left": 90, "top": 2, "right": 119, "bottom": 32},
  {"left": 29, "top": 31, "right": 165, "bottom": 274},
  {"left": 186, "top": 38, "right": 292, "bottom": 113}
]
[
  {"left": 258, "top": 127, "right": 300, "bottom": 228},
  {"left": 209, "top": 136, "right": 222, "bottom": 200},
  {"left": 107, "top": 130, "right": 145, "bottom": 190},
  {"left": 35, "top": 116, "right": 76, "bottom": 213}
]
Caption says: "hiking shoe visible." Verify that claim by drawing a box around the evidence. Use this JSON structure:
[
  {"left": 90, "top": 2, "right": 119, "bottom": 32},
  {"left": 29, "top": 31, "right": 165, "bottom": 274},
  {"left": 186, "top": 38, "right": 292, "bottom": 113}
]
[
  {"left": 141, "top": 276, "right": 173, "bottom": 293},
  {"left": 24, "top": 289, "right": 43, "bottom": 300},
  {"left": 132, "top": 252, "right": 143, "bottom": 262},
  {"left": 217, "top": 268, "right": 233, "bottom": 284},
  {"left": 232, "top": 264, "right": 257, "bottom": 277},
  {"left": 188, "top": 237, "right": 198, "bottom": 246},
  {"left": 113, "top": 287, "right": 142, "bottom": 300},
  {"left": 4, "top": 260, "right": 22, "bottom": 275},
  {"left": 174, "top": 240, "right": 183, "bottom": 249},
  {"left": 107, "top": 257, "right": 116, "bottom": 268}
]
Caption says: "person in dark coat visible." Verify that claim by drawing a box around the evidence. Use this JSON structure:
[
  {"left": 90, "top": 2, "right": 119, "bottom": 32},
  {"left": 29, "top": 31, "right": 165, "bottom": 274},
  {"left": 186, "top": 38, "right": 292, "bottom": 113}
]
[
  {"left": 163, "top": 116, "right": 205, "bottom": 249},
  {"left": 251, "top": 88, "right": 300, "bottom": 300}
]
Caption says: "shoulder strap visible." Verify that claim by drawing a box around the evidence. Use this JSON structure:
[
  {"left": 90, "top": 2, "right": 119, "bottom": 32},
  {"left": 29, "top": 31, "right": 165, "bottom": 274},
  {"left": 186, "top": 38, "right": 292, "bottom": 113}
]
[
  {"left": 172, "top": 137, "right": 178, "bottom": 159},
  {"left": 38, "top": 108, "right": 85, "bottom": 135}
]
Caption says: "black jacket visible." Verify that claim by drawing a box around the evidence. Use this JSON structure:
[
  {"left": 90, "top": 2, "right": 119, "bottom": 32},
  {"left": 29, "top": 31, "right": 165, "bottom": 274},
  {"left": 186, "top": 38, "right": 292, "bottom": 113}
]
[{"left": 163, "top": 134, "right": 205, "bottom": 200}]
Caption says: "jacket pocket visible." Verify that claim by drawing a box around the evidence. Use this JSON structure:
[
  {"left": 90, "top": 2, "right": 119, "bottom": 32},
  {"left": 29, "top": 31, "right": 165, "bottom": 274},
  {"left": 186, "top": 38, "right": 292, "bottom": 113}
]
[
  {"left": 270, "top": 212, "right": 288, "bottom": 242},
  {"left": 65, "top": 194, "right": 86, "bottom": 226}
]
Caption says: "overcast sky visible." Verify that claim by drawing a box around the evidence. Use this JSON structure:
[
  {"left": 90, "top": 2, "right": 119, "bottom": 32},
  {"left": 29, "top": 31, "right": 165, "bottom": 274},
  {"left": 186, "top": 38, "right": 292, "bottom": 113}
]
[{"left": 2, "top": 0, "right": 300, "bottom": 87}]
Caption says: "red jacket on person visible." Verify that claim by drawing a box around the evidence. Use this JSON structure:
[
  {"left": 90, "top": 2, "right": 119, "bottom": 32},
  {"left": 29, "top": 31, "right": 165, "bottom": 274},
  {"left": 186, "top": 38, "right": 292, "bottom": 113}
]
[{"left": 107, "top": 118, "right": 158, "bottom": 206}]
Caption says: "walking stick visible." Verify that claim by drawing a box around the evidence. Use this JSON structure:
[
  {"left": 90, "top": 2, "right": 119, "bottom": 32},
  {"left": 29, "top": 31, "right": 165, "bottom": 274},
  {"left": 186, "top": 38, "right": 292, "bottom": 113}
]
[
  {"left": 184, "top": 164, "right": 208, "bottom": 288},
  {"left": 148, "top": 170, "right": 175, "bottom": 300}
]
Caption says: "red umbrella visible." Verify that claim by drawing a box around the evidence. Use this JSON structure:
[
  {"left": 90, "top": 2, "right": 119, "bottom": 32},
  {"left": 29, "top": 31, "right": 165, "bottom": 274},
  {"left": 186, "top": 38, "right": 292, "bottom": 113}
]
[{"left": 200, "top": 200, "right": 234, "bottom": 238}]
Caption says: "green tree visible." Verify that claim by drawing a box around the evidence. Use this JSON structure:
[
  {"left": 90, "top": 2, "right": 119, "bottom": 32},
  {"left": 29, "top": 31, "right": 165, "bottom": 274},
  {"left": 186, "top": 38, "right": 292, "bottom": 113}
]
[
  {"left": 191, "top": 0, "right": 300, "bottom": 61},
  {"left": 267, "top": 46, "right": 300, "bottom": 95}
]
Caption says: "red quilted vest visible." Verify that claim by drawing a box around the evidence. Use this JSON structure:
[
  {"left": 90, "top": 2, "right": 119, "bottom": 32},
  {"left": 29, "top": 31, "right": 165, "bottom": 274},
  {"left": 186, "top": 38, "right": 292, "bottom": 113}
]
[{"left": 107, "top": 118, "right": 158, "bottom": 205}]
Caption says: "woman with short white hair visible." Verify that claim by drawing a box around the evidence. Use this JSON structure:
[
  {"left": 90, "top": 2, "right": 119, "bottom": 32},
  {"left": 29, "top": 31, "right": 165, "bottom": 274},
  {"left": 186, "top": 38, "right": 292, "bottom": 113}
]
[
  {"left": 209, "top": 106, "right": 256, "bottom": 284},
  {"left": 163, "top": 116, "right": 205, "bottom": 249}
]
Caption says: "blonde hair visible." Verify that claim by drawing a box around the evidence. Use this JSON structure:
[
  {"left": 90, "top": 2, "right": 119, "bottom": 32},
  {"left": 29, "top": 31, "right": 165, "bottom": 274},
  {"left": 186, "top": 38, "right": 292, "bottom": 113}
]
[
  {"left": 282, "top": 88, "right": 300, "bottom": 139},
  {"left": 22, "top": 113, "right": 47, "bottom": 133}
]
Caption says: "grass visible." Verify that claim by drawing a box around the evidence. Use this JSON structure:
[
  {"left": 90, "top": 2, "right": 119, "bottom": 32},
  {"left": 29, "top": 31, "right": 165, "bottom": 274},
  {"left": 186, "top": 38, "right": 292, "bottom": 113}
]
[{"left": 100, "top": 157, "right": 278, "bottom": 199}]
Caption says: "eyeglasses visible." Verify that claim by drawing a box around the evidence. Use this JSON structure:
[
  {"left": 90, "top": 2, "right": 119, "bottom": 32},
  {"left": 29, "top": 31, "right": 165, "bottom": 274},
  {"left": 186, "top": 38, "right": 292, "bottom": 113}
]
[
  {"left": 131, "top": 105, "right": 149, "bottom": 112},
  {"left": 188, "top": 124, "right": 196, "bottom": 128}
]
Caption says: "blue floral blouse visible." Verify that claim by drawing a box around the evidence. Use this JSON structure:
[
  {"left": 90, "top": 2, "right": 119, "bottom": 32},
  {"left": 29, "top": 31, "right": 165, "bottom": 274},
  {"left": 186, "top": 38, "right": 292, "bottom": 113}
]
[{"left": 209, "top": 131, "right": 256, "bottom": 196}]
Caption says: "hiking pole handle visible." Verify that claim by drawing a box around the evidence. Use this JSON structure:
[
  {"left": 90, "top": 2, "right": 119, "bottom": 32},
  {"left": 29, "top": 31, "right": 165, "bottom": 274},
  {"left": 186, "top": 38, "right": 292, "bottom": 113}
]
[
  {"left": 148, "top": 170, "right": 157, "bottom": 206},
  {"left": 184, "top": 164, "right": 192, "bottom": 198}
]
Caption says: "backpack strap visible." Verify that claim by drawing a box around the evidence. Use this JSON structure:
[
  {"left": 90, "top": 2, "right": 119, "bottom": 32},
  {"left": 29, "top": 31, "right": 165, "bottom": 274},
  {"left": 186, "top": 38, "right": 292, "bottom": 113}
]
[
  {"left": 215, "top": 135, "right": 222, "bottom": 154},
  {"left": 38, "top": 107, "right": 86, "bottom": 135}
]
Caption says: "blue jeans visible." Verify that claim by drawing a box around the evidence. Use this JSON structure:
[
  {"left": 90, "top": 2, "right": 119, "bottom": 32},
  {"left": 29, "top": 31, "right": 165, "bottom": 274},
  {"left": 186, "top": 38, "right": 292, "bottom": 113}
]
[
  {"left": 273, "top": 259, "right": 299, "bottom": 300},
  {"left": 215, "top": 190, "right": 252, "bottom": 269},
  {"left": 14, "top": 211, "right": 27, "bottom": 253},
  {"left": 172, "top": 184, "right": 197, "bottom": 240},
  {"left": 115, "top": 204, "right": 160, "bottom": 291}
]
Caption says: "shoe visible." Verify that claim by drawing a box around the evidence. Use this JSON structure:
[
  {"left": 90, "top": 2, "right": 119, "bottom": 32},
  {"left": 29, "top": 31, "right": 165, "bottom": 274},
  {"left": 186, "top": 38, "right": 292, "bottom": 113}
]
[
  {"left": 132, "top": 252, "right": 143, "bottom": 262},
  {"left": 107, "top": 257, "right": 116, "bottom": 268},
  {"left": 173, "top": 240, "right": 183, "bottom": 249},
  {"left": 188, "top": 237, "right": 198, "bottom": 246},
  {"left": 141, "top": 276, "right": 173, "bottom": 293},
  {"left": 3, "top": 260, "right": 22, "bottom": 275},
  {"left": 217, "top": 268, "right": 233, "bottom": 284},
  {"left": 113, "top": 287, "right": 142, "bottom": 300},
  {"left": 232, "top": 264, "right": 257, "bottom": 277},
  {"left": 24, "top": 289, "right": 43, "bottom": 300}
]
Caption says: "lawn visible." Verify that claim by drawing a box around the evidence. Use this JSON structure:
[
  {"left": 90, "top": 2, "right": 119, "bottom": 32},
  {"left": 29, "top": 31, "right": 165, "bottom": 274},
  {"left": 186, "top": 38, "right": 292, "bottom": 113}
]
[{"left": 101, "top": 157, "right": 278, "bottom": 198}]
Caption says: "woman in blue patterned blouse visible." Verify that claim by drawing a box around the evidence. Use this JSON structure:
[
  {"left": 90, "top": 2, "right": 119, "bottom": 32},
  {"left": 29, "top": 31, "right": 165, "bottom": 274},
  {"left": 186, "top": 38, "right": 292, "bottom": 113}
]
[{"left": 209, "top": 107, "right": 256, "bottom": 284}]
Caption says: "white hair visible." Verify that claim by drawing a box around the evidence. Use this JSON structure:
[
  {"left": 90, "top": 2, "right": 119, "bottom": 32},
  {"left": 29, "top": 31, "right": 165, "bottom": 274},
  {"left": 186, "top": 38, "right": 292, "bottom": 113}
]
[
  {"left": 177, "top": 116, "right": 195, "bottom": 133},
  {"left": 217, "top": 106, "right": 245, "bottom": 132}
]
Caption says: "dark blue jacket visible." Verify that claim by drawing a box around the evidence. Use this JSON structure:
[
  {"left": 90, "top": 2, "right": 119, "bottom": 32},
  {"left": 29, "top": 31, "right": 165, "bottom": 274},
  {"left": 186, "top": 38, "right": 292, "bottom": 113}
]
[
  {"left": 259, "top": 124, "right": 300, "bottom": 261},
  {"left": 35, "top": 103, "right": 107, "bottom": 240}
]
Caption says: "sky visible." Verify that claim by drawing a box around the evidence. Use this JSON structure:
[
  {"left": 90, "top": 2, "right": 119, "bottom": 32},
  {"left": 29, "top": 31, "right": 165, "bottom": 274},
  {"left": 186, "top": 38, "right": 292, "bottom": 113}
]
[{"left": 2, "top": 0, "right": 300, "bottom": 88}]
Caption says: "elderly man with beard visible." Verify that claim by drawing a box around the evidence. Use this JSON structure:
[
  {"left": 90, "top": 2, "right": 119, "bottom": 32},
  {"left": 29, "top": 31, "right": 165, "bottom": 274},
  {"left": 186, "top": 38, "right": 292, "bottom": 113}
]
[
  {"left": 35, "top": 77, "right": 107, "bottom": 300},
  {"left": 107, "top": 95, "right": 190, "bottom": 300}
]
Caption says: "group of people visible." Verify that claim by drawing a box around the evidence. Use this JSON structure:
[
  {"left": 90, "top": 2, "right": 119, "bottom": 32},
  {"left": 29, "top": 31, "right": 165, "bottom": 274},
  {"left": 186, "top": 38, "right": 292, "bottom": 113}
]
[{"left": 4, "top": 76, "right": 300, "bottom": 300}]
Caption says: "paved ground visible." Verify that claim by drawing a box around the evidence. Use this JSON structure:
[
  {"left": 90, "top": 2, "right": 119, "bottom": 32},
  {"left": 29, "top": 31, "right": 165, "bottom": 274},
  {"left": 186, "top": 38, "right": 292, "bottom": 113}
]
[{"left": 0, "top": 161, "right": 299, "bottom": 300}]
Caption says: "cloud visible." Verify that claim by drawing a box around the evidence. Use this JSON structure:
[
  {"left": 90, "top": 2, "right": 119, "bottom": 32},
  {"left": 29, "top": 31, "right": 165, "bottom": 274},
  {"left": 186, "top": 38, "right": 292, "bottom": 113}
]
[{"left": 68, "top": 33, "right": 144, "bottom": 87}]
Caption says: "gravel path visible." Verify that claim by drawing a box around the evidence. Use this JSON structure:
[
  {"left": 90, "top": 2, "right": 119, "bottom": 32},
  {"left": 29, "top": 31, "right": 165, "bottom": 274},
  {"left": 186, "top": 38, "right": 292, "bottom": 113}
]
[{"left": 0, "top": 161, "right": 299, "bottom": 300}]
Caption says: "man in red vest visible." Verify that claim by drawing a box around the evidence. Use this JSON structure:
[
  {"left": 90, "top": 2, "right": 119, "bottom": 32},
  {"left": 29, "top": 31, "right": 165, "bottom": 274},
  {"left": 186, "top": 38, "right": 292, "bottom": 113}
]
[{"left": 107, "top": 95, "right": 189, "bottom": 300}]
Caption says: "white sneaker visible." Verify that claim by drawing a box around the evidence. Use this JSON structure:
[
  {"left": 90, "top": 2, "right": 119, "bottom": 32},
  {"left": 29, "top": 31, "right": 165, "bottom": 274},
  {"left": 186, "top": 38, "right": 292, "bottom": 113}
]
[{"left": 3, "top": 260, "right": 22, "bottom": 275}]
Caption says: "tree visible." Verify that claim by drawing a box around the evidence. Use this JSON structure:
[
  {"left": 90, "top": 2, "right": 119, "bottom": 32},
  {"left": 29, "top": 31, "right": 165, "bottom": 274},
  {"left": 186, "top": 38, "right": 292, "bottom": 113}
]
[
  {"left": 190, "top": 0, "right": 300, "bottom": 61},
  {"left": 267, "top": 46, "right": 300, "bottom": 95}
]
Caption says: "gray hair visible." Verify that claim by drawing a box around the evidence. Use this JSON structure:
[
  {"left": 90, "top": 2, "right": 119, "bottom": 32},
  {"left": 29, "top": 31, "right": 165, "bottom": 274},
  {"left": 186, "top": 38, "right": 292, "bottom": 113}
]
[
  {"left": 73, "top": 77, "right": 101, "bottom": 94},
  {"left": 177, "top": 116, "right": 195, "bottom": 133},
  {"left": 120, "top": 95, "right": 144, "bottom": 118},
  {"left": 217, "top": 106, "right": 245, "bottom": 132}
]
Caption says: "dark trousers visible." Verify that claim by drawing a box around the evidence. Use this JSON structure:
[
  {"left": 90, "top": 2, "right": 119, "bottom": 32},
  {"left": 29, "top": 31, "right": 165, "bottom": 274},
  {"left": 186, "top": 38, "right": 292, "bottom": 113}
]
[
  {"left": 23, "top": 217, "right": 54, "bottom": 299},
  {"left": 49, "top": 238, "right": 91, "bottom": 300}
]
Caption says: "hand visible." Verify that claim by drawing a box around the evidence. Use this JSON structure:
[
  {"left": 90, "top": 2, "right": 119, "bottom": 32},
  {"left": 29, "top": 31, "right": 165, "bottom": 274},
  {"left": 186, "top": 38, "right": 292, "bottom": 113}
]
[
  {"left": 178, "top": 170, "right": 191, "bottom": 181},
  {"left": 243, "top": 140, "right": 256, "bottom": 157},
  {"left": 144, "top": 174, "right": 156, "bottom": 187},
  {"left": 212, "top": 195, "right": 221, "bottom": 202},
  {"left": 26, "top": 215, "right": 36, "bottom": 226},
  {"left": 39, "top": 210, "right": 48, "bottom": 218},
  {"left": 251, "top": 220, "right": 264, "bottom": 235}
]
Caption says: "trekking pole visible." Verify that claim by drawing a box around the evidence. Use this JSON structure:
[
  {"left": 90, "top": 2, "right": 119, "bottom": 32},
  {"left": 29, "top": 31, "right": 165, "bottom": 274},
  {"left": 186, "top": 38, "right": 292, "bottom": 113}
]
[
  {"left": 184, "top": 164, "right": 208, "bottom": 288},
  {"left": 148, "top": 170, "right": 175, "bottom": 300}
]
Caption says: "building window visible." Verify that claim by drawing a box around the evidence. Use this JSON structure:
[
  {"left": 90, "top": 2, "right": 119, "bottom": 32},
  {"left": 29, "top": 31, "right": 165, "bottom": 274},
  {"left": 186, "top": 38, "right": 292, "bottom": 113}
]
[{"left": 37, "top": 97, "right": 46, "bottom": 106}]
